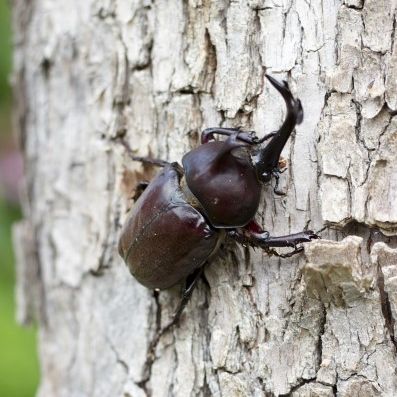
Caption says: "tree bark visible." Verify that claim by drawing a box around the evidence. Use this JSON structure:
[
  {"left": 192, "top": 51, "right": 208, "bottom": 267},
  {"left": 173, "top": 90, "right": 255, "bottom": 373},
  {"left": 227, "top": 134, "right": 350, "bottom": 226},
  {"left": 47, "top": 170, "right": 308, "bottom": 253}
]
[{"left": 12, "top": 0, "right": 397, "bottom": 396}]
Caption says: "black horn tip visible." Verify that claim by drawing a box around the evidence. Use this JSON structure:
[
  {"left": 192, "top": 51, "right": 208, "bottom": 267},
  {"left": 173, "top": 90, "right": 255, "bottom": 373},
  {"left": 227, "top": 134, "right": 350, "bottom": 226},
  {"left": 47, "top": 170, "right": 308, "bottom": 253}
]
[
  {"left": 265, "top": 74, "right": 280, "bottom": 87},
  {"left": 266, "top": 74, "right": 304, "bottom": 124},
  {"left": 265, "top": 74, "right": 291, "bottom": 97}
]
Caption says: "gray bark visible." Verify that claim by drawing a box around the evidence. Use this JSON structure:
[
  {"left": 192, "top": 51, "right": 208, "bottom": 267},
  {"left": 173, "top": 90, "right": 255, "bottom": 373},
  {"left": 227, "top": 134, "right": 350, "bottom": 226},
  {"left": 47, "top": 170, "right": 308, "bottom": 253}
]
[{"left": 12, "top": 0, "right": 397, "bottom": 396}]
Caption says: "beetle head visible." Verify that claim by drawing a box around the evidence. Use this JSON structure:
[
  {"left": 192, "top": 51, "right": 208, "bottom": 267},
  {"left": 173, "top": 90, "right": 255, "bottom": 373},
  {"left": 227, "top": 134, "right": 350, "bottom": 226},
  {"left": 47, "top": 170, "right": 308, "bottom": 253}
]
[
  {"left": 182, "top": 75, "right": 303, "bottom": 227},
  {"left": 253, "top": 75, "right": 303, "bottom": 183}
]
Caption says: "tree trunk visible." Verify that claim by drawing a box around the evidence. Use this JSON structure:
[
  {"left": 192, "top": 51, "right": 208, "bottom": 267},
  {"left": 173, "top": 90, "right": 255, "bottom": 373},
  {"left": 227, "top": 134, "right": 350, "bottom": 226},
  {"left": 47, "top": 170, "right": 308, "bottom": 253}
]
[{"left": 12, "top": 0, "right": 397, "bottom": 396}]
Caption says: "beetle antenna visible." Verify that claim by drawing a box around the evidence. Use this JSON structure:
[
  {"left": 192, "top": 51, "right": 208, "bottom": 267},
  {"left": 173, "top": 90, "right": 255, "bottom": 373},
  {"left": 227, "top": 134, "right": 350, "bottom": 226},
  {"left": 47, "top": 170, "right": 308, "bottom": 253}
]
[{"left": 255, "top": 75, "right": 303, "bottom": 182}]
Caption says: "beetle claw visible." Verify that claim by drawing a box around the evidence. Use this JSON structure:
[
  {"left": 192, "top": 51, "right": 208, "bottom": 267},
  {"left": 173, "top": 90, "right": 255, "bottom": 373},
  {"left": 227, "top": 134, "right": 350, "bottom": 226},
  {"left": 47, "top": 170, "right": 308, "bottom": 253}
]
[{"left": 301, "top": 230, "right": 321, "bottom": 241}]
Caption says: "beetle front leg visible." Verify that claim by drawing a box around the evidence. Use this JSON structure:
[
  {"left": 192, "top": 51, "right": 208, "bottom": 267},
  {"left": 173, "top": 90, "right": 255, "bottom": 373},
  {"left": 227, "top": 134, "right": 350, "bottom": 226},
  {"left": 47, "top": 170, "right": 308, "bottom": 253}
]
[{"left": 227, "top": 220, "right": 319, "bottom": 257}]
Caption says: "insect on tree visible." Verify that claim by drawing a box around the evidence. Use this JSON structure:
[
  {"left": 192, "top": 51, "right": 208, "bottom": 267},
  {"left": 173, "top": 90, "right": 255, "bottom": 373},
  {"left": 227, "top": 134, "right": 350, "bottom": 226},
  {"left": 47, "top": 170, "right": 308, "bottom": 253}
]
[{"left": 118, "top": 75, "right": 319, "bottom": 344}]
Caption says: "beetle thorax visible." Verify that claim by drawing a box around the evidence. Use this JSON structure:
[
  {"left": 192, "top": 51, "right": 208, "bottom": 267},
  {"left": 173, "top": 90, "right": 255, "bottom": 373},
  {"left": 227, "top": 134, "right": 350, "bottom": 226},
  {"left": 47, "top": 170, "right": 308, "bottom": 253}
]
[{"left": 180, "top": 176, "right": 204, "bottom": 210}]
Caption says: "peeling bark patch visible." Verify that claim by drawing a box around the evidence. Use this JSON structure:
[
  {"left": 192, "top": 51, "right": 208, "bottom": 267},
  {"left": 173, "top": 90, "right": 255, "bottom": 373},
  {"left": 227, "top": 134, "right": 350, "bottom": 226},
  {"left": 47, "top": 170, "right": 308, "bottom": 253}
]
[
  {"left": 372, "top": 243, "right": 397, "bottom": 352},
  {"left": 304, "top": 238, "right": 397, "bottom": 395},
  {"left": 320, "top": 1, "right": 397, "bottom": 234},
  {"left": 303, "top": 236, "right": 372, "bottom": 306}
]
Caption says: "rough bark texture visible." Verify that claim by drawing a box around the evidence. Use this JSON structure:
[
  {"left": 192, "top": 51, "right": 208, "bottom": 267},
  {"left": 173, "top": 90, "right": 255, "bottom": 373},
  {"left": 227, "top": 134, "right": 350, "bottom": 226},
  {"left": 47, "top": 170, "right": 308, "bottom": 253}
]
[{"left": 12, "top": 0, "right": 397, "bottom": 396}]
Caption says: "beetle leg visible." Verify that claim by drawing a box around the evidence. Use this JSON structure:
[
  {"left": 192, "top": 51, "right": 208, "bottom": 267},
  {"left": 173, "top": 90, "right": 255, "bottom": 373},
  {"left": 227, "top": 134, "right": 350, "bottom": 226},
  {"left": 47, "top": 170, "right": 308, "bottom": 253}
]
[
  {"left": 201, "top": 127, "right": 276, "bottom": 145},
  {"left": 147, "top": 267, "right": 204, "bottom": 359},
  {"left": 272, "top": 171, "right": 285, "bottom": 196},
  {"left": 156, "top": 266, "right": 204, "bottom": 339},
  {"left": 256, "top": 131, "right": 277, "bottom": 144},
  {"left": 227, "top": 220, "right": 319, "bottom": 257},
  {"left": 201, "top": 128, "right": 257, "bottom": 144},
  {"left": 202, "top": 128, "right": 240, "bottom": 143},
  {"left": 120, "top": 138, "right": 170, "bottom": 167}
]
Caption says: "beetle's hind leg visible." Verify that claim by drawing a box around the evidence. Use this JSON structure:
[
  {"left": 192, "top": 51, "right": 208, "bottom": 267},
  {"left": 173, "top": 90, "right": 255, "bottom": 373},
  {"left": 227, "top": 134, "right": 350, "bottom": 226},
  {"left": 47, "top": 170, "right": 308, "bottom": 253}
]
[
  {"left": 148, "top": 268, "right": 204, "bottom": 359},
  {"left": 159, "top": 266, "right": 204, "bottom": 336}
]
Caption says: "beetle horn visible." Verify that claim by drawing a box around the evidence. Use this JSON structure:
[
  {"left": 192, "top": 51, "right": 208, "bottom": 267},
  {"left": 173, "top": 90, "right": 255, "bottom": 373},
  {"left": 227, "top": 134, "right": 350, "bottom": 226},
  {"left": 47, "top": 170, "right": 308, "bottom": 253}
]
[{"left": 255, "top": 75, "right": 303, "bottom": 182}]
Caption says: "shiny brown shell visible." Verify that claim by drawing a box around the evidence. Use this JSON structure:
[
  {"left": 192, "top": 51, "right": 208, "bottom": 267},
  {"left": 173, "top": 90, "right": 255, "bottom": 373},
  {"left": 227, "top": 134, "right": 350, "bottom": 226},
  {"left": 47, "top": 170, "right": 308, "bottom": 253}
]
[{"left": 118, "top": 164, "right": 220, "bottom": 289}]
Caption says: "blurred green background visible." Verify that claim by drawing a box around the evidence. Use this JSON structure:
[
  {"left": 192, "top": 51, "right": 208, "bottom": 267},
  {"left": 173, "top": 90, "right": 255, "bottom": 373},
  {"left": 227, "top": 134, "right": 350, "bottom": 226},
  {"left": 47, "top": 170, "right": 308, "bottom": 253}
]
[{"left": 0, "top": 1, "right": 40, "bottom": 396}]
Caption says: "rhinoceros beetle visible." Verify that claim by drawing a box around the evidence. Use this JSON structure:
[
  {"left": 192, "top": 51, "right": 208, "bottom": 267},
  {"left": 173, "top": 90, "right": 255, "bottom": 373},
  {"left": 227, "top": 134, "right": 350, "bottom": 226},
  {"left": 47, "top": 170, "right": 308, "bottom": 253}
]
[{"left": 118, "top": 75, "right": 319, "bottom": 338}]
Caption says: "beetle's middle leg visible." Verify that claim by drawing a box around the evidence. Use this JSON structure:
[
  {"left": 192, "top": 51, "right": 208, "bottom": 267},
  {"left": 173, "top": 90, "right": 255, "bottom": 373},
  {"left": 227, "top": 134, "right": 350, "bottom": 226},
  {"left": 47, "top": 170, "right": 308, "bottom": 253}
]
[{"left": 227, "top": 220, "right": 319, "bottom": 258}]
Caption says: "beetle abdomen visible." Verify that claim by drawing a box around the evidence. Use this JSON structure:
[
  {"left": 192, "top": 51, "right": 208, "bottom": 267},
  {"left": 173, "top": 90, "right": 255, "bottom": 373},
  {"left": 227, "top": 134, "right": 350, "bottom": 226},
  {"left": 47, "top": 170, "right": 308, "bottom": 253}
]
[{"left": 118, "top": 164, "right": 219, "bottom": 289}]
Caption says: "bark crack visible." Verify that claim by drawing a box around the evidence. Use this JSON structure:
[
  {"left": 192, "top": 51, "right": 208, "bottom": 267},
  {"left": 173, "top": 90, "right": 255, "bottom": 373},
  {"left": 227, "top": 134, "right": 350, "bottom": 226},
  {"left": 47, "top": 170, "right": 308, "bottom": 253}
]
[
  {"left": 278, "top": 377, "right": 318, "bottom": 397},
  {"left": 376, "top": 262, "right": 397, "bottom": 352}
]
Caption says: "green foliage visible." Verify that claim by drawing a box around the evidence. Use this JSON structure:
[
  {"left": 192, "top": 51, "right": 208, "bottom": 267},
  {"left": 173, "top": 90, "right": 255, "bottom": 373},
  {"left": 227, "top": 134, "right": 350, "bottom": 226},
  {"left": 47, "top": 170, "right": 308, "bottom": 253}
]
[
  {"left": 0, "top": 200, "right": 40, "bottom": 397},
  {"left": 0, "top": 1, "right": 40, "bottom": 395}
]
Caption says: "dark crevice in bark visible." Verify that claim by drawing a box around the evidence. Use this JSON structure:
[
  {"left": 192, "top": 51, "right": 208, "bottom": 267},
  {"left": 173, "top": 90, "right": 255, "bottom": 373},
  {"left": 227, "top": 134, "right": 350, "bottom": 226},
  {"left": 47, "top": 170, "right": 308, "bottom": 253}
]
[
  {"left": 278, "top": 377, "right": 317, "bottom": 397},
  {"left": 174, "top": 86, "right": 197, "bottom": 95},
  {"left": 106, "top": 334, "right": 129, "bottom": 375},
  {"left": 251, "top": 7, "right": 274, "bottom": 11},
  {"left": 344, "top": 3, "right": 364, "bottom": 11},
  {"left": 215, "top": 367, "right": 243, "bottom": 376},
  {"left": 131, "top": 5, "right": 153, "bottom": 72},
  {"left": 257, "top": 377, "right": 275, "bottom": 396},
  {"left": 351, "top": 98, "right": 373, "bottom": 189},
  {"left": 340, "top": 221, "right": 397, "bottom": 251},
  {"left": 332, "top": 382, "right": 338, "bottom": 395},
  {"left": 390, "top": 12, "right": 396, "bottom": 60},
  {"left": 95, "top": 7, "right": 116, "bottom": 20},
  {"left": 376, "top": 262, "right": 397, "bottom": 351},
  {"left": 203, "top": 28, "right": 217, "bottom": 94},
  {"left": 131, "top": 30, "right": 153, "bottom": 72},
  {"left": 40, "top": 57, "right": 52, "bottom": 78},
  {"left": 316, "top": 304, "right": 327, "bottom": 368}
]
